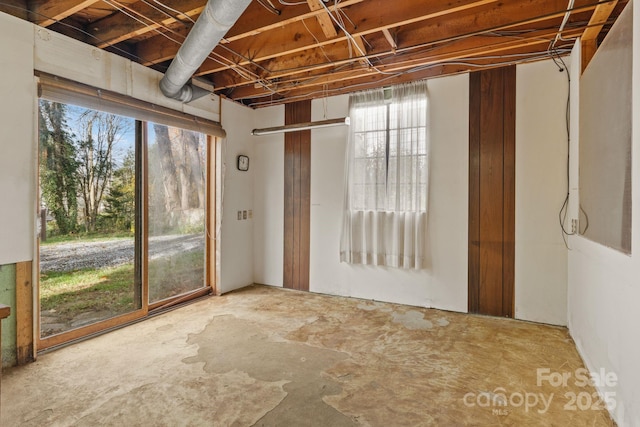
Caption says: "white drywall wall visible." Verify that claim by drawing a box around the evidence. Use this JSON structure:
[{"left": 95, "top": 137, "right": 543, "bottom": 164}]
[
  {"left": 219, "top": 99, "right": 255, "bottom": 293},
  {"left": 567, "top": 3, "right": 640, "bottom": 425},
  {"left": 33, "top": 27, "right": 220, "bottom": 122},
  {"left": 252, "top": 105, "right": 285, "bottom": 287},
  {"left": 309, "top": 77, "right": 469, "bottom": 311},
  {"left": 514, "top": 59, "right": 569, "bottom": 325},
  {"left": 0, "top": 13, "right": 36, "bottom": 264}
]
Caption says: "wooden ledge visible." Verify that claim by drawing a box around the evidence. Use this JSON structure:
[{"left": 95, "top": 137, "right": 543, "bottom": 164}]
[{"left": 0, "top": 304, "right": 10, "bottom": 320}]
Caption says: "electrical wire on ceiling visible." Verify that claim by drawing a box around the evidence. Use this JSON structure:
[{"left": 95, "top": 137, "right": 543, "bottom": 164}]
[
  {"left": 182, "top": 0, "right": 599, "bottom": 90},
  {"left": 136, "top": 1, "right": 275, "bottom": 82},
  {"left": 256, "top": 0, "right": 281, "bottom": 16},
  {"left": 245, "top": 48, "right": 572, "bottom": 107},
  {"left": 317, "top": 0, "right": 390, "bottom": 74},
  {"left": 140, "top": 0, "right": 196, "bottom": 25},
  {"left": 242, "top": 22, "right": 578, "bottom": 93},
  {"left": 151, "top": 0, "right": 197, "bottom": 24},
  {"left": 301, "top": 18, "right": 334, "bottom": 63},
  {"left": 100, "top": 0, "right": 274, "bottom": 91},
  {"left": 265, "top": 46, "right": 569, "bottom": 95},
  {"left": 101, "top": 0, "right": 242, "bottom": 73},
  {"left": 278, "top": 0, "right": 308, "bottom": 6},
  {"left": 337, "top": 6, "right": 357, "bottom": 29},
  {"left": 549, "top": 0, "right": 622, "bottom": 51}
]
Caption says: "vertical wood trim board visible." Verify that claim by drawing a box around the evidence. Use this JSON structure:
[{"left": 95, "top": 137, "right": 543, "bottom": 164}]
[
  {"left": 284, "top": 100, "right": 311, "bottom": 291},
  {"left": 468, "top": 66, "right": 516, "bottom": 317},
  {"left": 502, "top": 66, "right": 516, "bottom": 318},
  {"left": 15, "top": 261, "right": 34, "bottom": 364},
  {"left": 205, "top": 135, "right": 219, "bottom": 295},
  {"left": 468, "top": 72, "right": 481, "bottom": 313},
  {"left": 0, "top": 304, "right": 11, "bottom": 416}
]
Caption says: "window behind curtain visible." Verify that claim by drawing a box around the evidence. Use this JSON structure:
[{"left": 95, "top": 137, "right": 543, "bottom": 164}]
[
  {"left": 349, "top": 86, "right": 428, "bottom": 212},
  {"left": 341, "top": 81, "right": 429, "bottom": 269}
]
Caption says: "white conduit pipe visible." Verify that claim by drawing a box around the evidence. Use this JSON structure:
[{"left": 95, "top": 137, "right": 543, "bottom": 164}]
[
  {"left": 552, "top": 0, "right": 576, "bottom": 48},
  {"left": 159, "top": 0, "right": 252, "bottom": 102}
]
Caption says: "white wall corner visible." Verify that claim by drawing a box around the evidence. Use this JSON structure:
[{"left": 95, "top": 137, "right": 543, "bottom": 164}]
[{"left": 514, "top": 59, "right": 569, "bottom": 326}]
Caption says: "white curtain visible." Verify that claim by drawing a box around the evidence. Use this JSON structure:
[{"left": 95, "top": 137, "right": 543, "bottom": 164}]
[{"left": 340, "top": 81, "right": 429, "bottom": 269}]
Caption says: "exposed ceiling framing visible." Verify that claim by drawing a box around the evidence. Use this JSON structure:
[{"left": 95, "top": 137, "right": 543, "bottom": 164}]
[{"left": 3, "top": 0, "right": 629, "bottom": 107}]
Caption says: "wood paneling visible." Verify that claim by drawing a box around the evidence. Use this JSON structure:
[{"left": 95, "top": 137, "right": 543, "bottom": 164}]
[
  {"left": 15, "top": 261, "right": 34, "bottom": 365},
  {"left": 468, "top": 65, "right": 515, "bottom": 317},
  {"left": 468, "top": 72, "right": 481, "bottom": 313},
  {"left": 478, "top": 68, "right": 504, "bottom": 316},
  {"left": 284, "top": 100, "right": 311, "bottom": 291}
]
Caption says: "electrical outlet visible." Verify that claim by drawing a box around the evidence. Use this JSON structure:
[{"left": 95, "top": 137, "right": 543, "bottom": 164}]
[
  {"left": 237, "top": 210, "right": 242, "bottom": 220},
  {"left": 571, "top": 218, "right": 578, "bottom": 234},
  {"left": 248, "top": 210, "right": 253, "bottom": 219},
  {"left": 243, "top": 210, "right": 247, "bottom": 220}
]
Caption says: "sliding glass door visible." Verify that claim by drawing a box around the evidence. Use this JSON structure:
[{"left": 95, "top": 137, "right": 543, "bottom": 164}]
[{"left": 38, "top": 98, "right": 213, "bottom": 348}]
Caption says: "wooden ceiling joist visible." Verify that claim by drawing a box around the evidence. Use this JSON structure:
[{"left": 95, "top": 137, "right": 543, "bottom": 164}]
[
  {"left": 307, "top": 0, "right": 338, "bottom": 38},
  {"left": 227, "top": 27, "right": 583, "bottom": 101},
  {"left": 33, "top": 0, "right": 99, "bottom": 27},
  {"left": 90, "top": 0, "right": 205, "bottom": 48},
  {"left": 244, "top": 63, "right": 473, "bottom": 107},
  {"left": 582, "top": 0, "right": 619, "bottom": 40},
  {"left": 351, "top": 35, "right": 371, "bottom": 67},
  {"left": 205, "top": 0, "right": 593, "bottom": 91},
  {"left": 193, "top": 0, "right": 499, "bottom": 77},
  {"left": 581, "top": 0, "right": 619, "bottom": 71},
  {"left": 208, "top": 0, "right": 598, "bottom": 81},
  {"left": 382, "top": 28, "right": 397, "bottom": 51},
  {"left": 137, "top": 0, "right": 486, "bottom": 70}
]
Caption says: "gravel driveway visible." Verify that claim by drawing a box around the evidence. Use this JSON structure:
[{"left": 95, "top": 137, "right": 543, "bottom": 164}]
[{"left": 40, "top": 234, "right": 205, "bottom": 273}]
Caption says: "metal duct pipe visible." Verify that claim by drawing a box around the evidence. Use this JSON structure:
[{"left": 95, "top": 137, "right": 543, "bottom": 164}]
[{"left": 159, "top": 0, "right": 252, "bottom": 102}]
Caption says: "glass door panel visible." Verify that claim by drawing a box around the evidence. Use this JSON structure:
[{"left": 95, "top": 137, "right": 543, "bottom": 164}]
[
  {"left": 147, "top": 123, "right": 207, "bottom": 303},
  {"left": 38, "top": 100, "right": 141, "bottom": 338}
]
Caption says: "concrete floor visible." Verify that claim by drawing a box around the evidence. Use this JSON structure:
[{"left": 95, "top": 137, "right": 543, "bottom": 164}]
[{"left": 2, "top": 285, "right": 614, "bottom": 426}]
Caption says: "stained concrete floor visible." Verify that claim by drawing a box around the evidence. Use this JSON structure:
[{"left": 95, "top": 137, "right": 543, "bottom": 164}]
[{"left": 2, "top": 285, "right": 614, "bottom": 426}]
